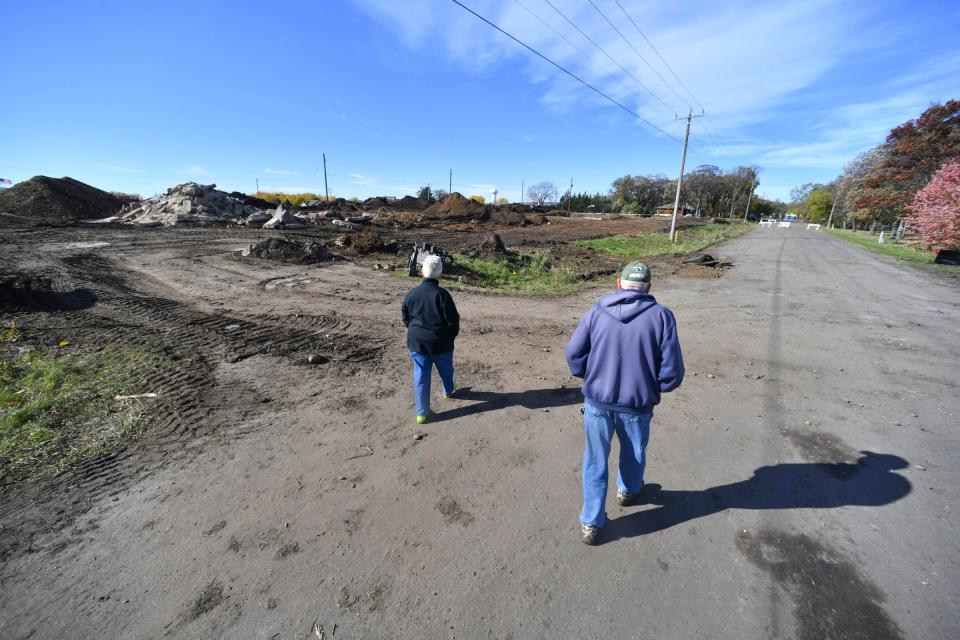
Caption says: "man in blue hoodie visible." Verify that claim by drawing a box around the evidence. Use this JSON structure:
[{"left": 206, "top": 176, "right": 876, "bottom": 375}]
[{"left": 565, "top": 261, "right": 685, "bottom": 545}]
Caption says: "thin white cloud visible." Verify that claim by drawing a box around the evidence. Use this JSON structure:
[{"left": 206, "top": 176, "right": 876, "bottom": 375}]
[
  {"left": 264, "top": 168, "right": 301, "bottom": 175},
  {"left": 349, "top": 0, "right": 958, "bottom": 174},
  {"left": 186, "top": 165, "right": 208, "bottom": 175},
  {"left": 349, "top": 172, "right": 379, "bottom": 187}
]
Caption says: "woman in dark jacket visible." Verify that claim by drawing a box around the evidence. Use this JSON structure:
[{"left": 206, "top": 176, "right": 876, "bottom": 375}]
[{"left": 401, "top": 255, "right": 459, "bottom": 424}]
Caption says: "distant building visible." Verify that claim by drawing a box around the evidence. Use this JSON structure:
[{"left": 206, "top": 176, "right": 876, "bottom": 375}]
[{"left": 654, "top": 203, "right": 695, "bottom": 216}]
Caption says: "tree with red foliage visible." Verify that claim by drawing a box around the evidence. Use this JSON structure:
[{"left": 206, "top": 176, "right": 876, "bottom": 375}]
[
  {"left": 854, "top": 100, "right": 960, "bottom": 222},
  {"left": 906, "top": 158, "right": 960, "bottom": 250}
]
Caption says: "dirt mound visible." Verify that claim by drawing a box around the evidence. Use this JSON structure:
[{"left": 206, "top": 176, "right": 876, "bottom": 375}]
[
  {"left": 393, "top": 195, "right": 426, "bottom": 211},
  {"left": 340, "top": 227, "right": 388, "bottom": 255},
  {"left": 121, "top": 183, "right": 265, "bottom": 227},
  {"left": 363, "top": 196, "right": 392, "bottom": 210},
  {"left": 490, "top": 209, "right": 528, "bottom": 227},
  {"left": 0, "top": 176, "right": 122, "bottom": 227},
  {"left": 241, "top": 237, "right": 338, "bottom": 264},
  {"left": 426, "top": 193, "right": 486, "bottom": 220}
]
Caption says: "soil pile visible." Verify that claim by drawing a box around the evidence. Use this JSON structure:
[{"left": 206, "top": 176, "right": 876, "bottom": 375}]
[
  {"left": 363, "top": 196, "right": 392, "bottom": 210},
  {"left": 426, "top": 193, "right": 486, "bottom": 221},
  {"left": 241, "top": 237, "right": 338, "bottom": 264},
  {"left": 340, "top": 227, "right": 389, "bottom": 255},
  {"left": 393, "top": 195, "right": 427, "bottom": 211},
  {"left": 490, "top": 209, "right": 528, "bottom": 227},
  {"left": 121, "top": 183, "right": 266, "bottom": 227},
  {"left": 0, "top": 176, "right": 122, "bottom": 227}
]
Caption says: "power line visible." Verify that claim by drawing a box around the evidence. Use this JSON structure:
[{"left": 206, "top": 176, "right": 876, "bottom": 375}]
[
  {"left": 511, "top": 0, "right": 611, "bottom": 78},
  {"left": 534, "top": 0, "right": 711, "bottom": 166},
  {"left": 611, "top": 0, "right": 700, "bottom": 110},
  {"left": 447, "top": 0, "right": 681, "bottom": 142},
  {"left": 586, "top": 0, "right": 690, "bottom": 113},
  {"left": 609, "top": 0, "right": 738, "bottom": 165},
  {"left": 539, "top": 0, "right": 677, "bottom": 121}
]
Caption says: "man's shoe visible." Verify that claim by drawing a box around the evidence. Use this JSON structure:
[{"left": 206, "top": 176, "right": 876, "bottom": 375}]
[
  {"left": 416, "top": 414, "right": 427, "bottom": 425},
  {"left": 581, "top": 524, "right": 600, "bottom": 546},
  {"left": 443, "top": 381, "right": 457, "bottom": 399},
  {"left": 617, "top": 483, "right": 661, "bottom": 506}
]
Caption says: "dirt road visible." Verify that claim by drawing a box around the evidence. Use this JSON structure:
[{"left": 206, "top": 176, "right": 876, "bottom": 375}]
[{"left": 1, "top": 225, "right": 958, "bottom": 639}]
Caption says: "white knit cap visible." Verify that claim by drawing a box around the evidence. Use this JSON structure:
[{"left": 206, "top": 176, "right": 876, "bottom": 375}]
[{"left": 422, "top": 255, "right": 443, "bottom": 279}]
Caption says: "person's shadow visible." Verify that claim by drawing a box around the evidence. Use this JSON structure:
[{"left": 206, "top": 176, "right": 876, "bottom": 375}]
[
  {"left": 432, "top": 386, "right": 582, "bottom": 421},
  {"left": 601, "top": 451, "right": 911, "bottom": 544}
]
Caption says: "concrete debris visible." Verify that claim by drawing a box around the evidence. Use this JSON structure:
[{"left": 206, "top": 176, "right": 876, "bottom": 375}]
[
  {"left": 332, "top": 219, "right": 364, "bottom": 231},
  {"left": 263, "top": 203, "right": 305, "bottom": 229},
  {"left": 121, "top": 182, "right": 266, "bottom": 227},
  {"left": 244, "top": 211, "right": 271, "bottom": 225},
  {"left": 408, "top": 241, "right": 449, "bottom": 276},
  {"left": 82, "top": 216, "right": 122, "bottom": 225}
]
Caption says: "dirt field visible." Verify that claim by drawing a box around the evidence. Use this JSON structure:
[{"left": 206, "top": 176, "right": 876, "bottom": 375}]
[{"left": 1, "top": 223, "right": 958, "bottom": 639}]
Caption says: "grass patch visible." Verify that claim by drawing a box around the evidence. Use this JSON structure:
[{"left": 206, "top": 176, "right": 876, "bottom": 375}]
[
  {"left": 448, "top": 253, "right": 588, "bottom": 294},
  {"left": 0, "top": 322, "right": 172, "bottom": 484},
  {"left": 577, "top": 223, "right": 752, "bottom": 258},
  {"left": 824, "top": 229, "right": 949, "bottom": 264}
]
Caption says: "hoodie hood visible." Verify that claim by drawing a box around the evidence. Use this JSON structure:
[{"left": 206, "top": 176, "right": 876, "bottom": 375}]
[{"left": 598, "top": 290, "right": 658, "bottom": 323}]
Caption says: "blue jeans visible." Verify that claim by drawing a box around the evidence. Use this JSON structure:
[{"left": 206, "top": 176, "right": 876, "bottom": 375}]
[
  {"left": 580, "top": 402, "right": 653, "bottom": 527},
  {"left": 409, "top": 350, "right": 455, "bottom": 417}
]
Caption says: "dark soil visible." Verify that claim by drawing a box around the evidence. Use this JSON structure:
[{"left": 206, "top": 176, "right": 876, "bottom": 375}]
[
  {"left": 0, "top": 176, "right": 122, "bottom": 227},
  {"left": 243, "top": 237, "right": 340, "bottom": 264},
  {"left": 229, "top": 192, "right": 275, "bottom": 209},
  {"left": 342, "top": 227, "right": 390, "bottom": 255}
]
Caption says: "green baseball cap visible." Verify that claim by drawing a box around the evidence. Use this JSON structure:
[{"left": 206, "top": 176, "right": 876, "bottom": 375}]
[{"left": 620, "top": 261, "right": 651, "bottom": 284}]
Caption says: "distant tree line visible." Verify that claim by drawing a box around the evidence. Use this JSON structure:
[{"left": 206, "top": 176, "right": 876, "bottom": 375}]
[{"left": 606, "top": 165, "right": 767, "bottom": 217}]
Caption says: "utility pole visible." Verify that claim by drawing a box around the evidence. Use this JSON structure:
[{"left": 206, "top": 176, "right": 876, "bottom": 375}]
[
  {"left": 742, "top": 177, "right": 756, "bottom": 221},
  {"left": 322, "top": 153, "right": 329, "bottom": 201},
  {"left": 568, "top": 177, "right": 573, "bottom": 212},
  {"left": 670, "top": 110, "right": 702, "bottom": 242},
  {"left": 826, "top": 183, "right": 844, "bottom": 229},
  {"left": 449, "top": 169, "right": 452, "bottom": 195},
  {"left": 256, "top": 178, "right": 259, "bottom": 197}
]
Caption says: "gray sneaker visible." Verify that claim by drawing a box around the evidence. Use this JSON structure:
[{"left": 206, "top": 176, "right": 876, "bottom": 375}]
[
  {"left": 617, "top": 483, "right": 660, "bottom": 507},
  {"left": 581, "top": 524, "right": 600, "bottom": 546}
]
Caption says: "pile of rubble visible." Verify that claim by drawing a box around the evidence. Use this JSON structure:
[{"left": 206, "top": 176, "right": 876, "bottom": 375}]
[{"left": 118, "top": 182, "right": 268, "bottom": 227}]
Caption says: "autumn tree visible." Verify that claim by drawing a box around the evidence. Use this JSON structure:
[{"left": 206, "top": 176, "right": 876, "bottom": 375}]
[
  {"left": 905, "top": 158, "right": 960, "bottom": 250},
  {"left": 855, "top": 100, "right": 960, "bottom": 222}
]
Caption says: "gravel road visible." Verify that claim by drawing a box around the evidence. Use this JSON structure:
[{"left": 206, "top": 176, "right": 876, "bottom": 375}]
[{"left": 1, "top": 225, "right": 957, "bottom": 639}]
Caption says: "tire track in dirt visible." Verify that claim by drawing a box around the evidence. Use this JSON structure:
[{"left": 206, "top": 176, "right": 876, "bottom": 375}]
[{"left": 0, "top": 249, "right": 386, "bottom": 563}]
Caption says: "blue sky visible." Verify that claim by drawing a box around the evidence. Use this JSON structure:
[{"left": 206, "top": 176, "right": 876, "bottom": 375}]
[{"left": 2, "top": 0, "right": 958, "bottom": 202}]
